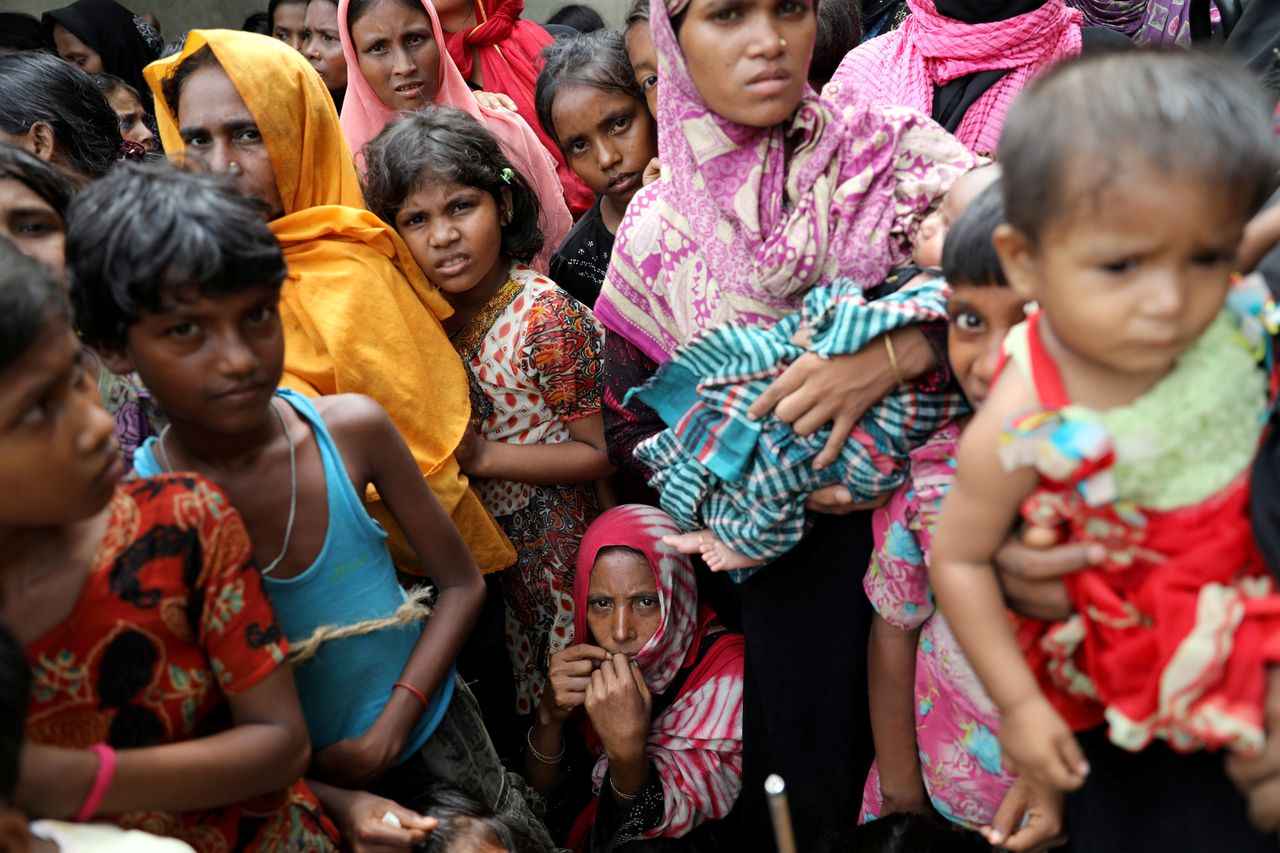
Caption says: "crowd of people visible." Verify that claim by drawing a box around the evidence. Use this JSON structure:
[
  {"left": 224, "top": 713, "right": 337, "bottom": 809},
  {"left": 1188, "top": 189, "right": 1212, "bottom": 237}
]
[{"left": 2, "top": 0, "right": 1280, "bottom": 850}]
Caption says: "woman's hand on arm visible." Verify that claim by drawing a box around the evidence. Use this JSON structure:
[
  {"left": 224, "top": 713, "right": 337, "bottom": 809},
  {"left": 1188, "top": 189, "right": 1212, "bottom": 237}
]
[
  {"left": 994, "top": 531, "right": 1100, "bottom": 622},
  {"left": 327, "top": 397, "right": 485, "bottom": 787},
  {"left": 585, "top": 653, "right": 652, "bottom": 804},
  {"left": 747, "top": 326, "right": 936, "bottom": 470},
  {"left": 455, "top": 414, "right": 615, "bottom": 485},
  {"left": 19, "top": 666, "right": 312, "bottom": 818},
  {"left": 309, "top": 781, "right": 437, "bottom": 853},
  {"left": 867, "top": 616, "right": 931, "bottom": 816}
]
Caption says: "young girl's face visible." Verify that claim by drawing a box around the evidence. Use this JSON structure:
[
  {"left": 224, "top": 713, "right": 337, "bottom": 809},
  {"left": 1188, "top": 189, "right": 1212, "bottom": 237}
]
[
  {"left": 351, "top": 0, "right": 442, "bottom": 111},
  {"left": 105, "top": 86, "right": 157, "bottom": 152},
  {"left": 998, "top": 167, "right": 1245, "bottom": 385},
  {"left": 677, "top": 0, "right": 815, "bottom": 128},
  {"left": 272, "top": 0, "right": 308, "bottom": 51},
  {"left": 0, "top": 321, "right": 121, "bottom": 526},
  {"left": 551, "top": 83, "right": 656, "bottom": 208},
  {"left": 947, "top": 285, "right": 1030, "bottom": 409},
  {"left": 0, "top": 178, "right": 65, "bottom": 279},
  {"left": 303, "top": 0, "right": 348, "bottom": 94},
  {"left": 624, "top": 22, "right": 658, "bottom": 118},
  {"left": 395, "top": 179, "right": 508, "bottom": 297}
]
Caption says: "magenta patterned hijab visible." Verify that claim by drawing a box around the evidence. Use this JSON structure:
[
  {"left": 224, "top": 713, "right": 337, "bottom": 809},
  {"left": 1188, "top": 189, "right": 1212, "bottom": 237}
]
[{"left": 593, "top": 0, "right": 976, "bottom": 364}]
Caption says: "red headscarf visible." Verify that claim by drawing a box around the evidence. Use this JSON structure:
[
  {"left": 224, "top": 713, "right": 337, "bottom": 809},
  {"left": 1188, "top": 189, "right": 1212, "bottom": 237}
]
[
  {"left": 442, "top": 0, "right": 594, "bottom": 217},
  {"left": 572, "top": 505, "right": 744, "bottom": 840}
]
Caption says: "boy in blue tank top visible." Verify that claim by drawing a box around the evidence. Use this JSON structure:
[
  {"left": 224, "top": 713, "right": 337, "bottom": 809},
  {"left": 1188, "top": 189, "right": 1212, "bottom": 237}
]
[{"left": 67, "top": 162, "right": 556, "bottom": 852}]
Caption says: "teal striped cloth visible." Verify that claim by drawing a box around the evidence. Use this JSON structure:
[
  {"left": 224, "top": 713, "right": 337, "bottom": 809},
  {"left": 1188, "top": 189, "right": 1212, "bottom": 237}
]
[{"left": 629, "top": 276, "right": 967, "bottom": 581}]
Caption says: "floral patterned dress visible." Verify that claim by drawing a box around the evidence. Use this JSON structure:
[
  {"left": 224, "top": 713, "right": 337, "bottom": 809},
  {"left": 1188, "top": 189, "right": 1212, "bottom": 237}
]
[
  {"left": 25, "top": 474, "right": 339, "bottom": 853},
  {"left": 451, "top": 264, "right": 605, "bottom": 713},
  {"left": 860, "top": 422, "right": 1016, "bottom": 829}
]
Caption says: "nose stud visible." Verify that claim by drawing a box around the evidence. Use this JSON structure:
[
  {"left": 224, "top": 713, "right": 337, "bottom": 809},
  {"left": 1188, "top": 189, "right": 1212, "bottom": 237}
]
[
  {"left": 227, "top": 161, "right": 242, "bottom": 177},
  {"left": 779, "top": 37, "right": 787, "bottom": 47}
]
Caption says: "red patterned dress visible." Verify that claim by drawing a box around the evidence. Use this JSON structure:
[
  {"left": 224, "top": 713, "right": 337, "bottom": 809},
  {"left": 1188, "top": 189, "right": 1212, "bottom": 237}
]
[
  {"left": 451, "top": 264, "right": 604, "bottom": 713},
  {"left": 25, "top": 474, "right": 339, "bottom": 852}
]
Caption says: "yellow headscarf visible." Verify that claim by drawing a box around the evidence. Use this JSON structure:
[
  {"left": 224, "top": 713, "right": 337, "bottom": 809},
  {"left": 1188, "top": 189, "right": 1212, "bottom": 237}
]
[{"left": 145, "top": 31, "right": 515, "bottom": 573}]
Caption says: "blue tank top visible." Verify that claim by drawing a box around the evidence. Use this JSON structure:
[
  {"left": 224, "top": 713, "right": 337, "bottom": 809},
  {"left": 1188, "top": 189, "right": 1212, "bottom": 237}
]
[{"left": 134, "top": 388, "right": 453, "bottom": 759}]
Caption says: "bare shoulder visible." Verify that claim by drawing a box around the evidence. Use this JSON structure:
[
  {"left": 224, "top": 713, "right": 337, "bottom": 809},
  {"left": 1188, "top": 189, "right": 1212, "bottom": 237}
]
[{"left": 310, "top": 394, "right": 399, "bottom": 453}]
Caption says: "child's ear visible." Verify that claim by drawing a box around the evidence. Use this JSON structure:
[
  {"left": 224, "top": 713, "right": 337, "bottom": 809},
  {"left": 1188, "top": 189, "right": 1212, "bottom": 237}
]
[
  {"left": 992, "top": 223, "right": 1038, "bottom": 302},
  {"left": 498, "top": 187, "right": 513, "bottom": 226},
  {"left": 26, "top": 122, "right": 57, "bottom": 164}
]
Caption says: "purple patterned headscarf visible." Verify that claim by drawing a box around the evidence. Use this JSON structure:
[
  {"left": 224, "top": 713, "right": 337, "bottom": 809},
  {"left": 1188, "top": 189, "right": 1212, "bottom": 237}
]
[
  {"left": 594, "top": 0, "right": 976, "bottom": 363},
  {"left": 1066, "top": 0, "right": 1194, "bottom": 46}
]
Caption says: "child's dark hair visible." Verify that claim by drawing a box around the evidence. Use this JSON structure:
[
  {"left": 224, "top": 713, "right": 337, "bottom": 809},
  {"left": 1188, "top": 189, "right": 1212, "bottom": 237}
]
[
  {"left": 269, "top": 0, "right": 307, "bottom": 29},
  {"left": 416, "top": 784, "right": 541, "bottom": 853},
  {"left": 1000, "top": 50, "right": 1280, "bottom": 244},
  {"left": 0, "top": 237, "right": 69, "bottom": 374},
  {"left": 0, "top": 621, "right": 28, "bottom": 806},
  {"left": 810, "top": 0, "right": 860, "bottom": 88},
  {"left": 0, "top": 51, "right": 121, "bottom": 182},
  {"left": 363, "top": 107, "right": 545, "bottom": 263},
  {"left": 159, "top": 44, "right": 224, "bottom": 118},
  {"left": 66, "top": 161, "right": 287, "bottom": 350},
  {"left": 91, "top": 70, "right": 142, "bottom": 105},
  {"left": 547, "top": 4, "right": 606, "bottom": 33},
  {"left": 536, "top": 30, "right": 644, "bottom": 150},
  {"left": 0, "top": 143, "right": 75, "bottom": 220},
  {"left": 0, "top": 12, "right": 50, "bottom": 52},
  {"left": 942, "top": 181, "right": 1007, "bottom": 288},
  {"left": 625, "top": 0, "right": 650, "bottom": 30},
  {"left": 347, "top": 0, "right": 423, "bottom": 30},
  {"left": 812, "top": 813, "right": 991, "bottom": 853}
]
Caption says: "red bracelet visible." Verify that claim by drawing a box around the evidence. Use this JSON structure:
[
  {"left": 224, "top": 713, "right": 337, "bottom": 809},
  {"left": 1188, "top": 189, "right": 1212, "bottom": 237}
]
[
  {"left": 74, "top": 743, "right": 117, "bottom": 823},
  {"left": 392, "top": 681, "right": 430, "bottom": 712}
]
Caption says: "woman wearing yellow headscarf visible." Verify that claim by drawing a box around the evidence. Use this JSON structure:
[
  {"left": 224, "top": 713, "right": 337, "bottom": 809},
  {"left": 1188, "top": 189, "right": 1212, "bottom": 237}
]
[{"left": 143, "top": 29, "right": 515, "bottom": 576}]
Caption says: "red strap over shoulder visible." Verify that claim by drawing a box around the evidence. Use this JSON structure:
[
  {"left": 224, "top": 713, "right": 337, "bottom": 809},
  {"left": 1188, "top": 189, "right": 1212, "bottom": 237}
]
[{"left": 1024, "top": 310, "right": 1072, "bottom": 409}]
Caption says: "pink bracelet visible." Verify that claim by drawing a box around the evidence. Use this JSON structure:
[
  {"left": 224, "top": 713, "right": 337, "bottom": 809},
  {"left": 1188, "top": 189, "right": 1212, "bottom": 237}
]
[{"left": 74, "top": 743, "right": 117, "bottom": 822}]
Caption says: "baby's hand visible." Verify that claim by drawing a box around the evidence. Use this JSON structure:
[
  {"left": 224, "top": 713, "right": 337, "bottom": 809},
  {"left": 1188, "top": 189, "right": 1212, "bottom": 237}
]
[
  {"left": 999, "top": 697, "right": 1089, "bottom": 792},
  {"left": 475, "top": 91, "right": 518, "bottom": 113},
  {"left": 790, "top": 326, "right": 814, "bottom": 349}
]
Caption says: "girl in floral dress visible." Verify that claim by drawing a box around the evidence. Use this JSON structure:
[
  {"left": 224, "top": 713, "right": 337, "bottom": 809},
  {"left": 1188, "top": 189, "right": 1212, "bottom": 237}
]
[{"left": 364, "top": 107, "right": 613, "bottom": 714}]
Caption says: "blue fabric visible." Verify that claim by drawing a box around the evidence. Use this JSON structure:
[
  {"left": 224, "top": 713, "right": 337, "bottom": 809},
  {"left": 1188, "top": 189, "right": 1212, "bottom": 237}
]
[
  {"left": 629, "top": 277, "right": 968, "bottom": 580},
  {"left": 134, "top": 389, "right": 452, "bottom": 759}
]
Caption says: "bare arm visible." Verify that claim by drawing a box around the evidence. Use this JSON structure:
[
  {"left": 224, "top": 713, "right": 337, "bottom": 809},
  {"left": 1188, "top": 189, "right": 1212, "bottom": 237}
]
[
  {"left": 312, "top": 397, "right": 485, "bottom": 786},
  {"left": 525, "top": 644, "right": 610, "bottom": 795},
  {"left": 929, "top": 377, "right": 1087, "bottom": 791},
  {"left": 19, "top": 666, "right": 311, "bottom": 818},
  {"left": 868, "top": 615, "right": 930, "bottom": 814},
  {"left": 457, "top": 414, "right": 615, "bottom": 485}
]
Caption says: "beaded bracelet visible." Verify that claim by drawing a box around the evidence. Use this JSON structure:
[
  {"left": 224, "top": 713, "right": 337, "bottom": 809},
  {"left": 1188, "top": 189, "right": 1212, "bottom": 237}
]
[{"left": 525, "top": 727, "right": 565, "bottom": 764}]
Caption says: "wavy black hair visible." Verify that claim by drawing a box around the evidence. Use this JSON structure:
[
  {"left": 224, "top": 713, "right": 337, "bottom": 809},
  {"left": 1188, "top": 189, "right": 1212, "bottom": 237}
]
[
  {"left": 363, "top": 107, "right": 545, "bottom": 263},
  {"left": 67, "top": 161, "right": 287, "bottom": 350},
  {"left": 0, "top": 236, "right": 68, "bottom": 374},
  {"left": 0, "top": 50, "right": 121, "bottom": 182},
  {"left": 536, "top": 29, "right": 645, "bottom": 150}
]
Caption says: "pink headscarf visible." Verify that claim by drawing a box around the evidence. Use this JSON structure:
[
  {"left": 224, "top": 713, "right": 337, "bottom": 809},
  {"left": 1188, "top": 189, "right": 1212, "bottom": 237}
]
[
  {"left": 594, "top": 0, "right": 976, "bottom": 364},
  {"left": 336, "top": 0, "right": 571, "bottom": 271},
  {"left": 573, "top": 505, "right": 744, "bottom": 839},
  {"left": 824, "top": 0, "right": 1082, "bottom": 155}
]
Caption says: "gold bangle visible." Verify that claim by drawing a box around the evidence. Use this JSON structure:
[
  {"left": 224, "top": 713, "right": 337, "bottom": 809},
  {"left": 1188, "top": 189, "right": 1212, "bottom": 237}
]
[
  {"left": 883, "top": 333, "right": 906, "bottom": 389},
  {"left": 526, "top": 726, "right": 565, "bottom": 764},
  {"left": 609, "top": 775, "right": 639, "bottom": 801}
]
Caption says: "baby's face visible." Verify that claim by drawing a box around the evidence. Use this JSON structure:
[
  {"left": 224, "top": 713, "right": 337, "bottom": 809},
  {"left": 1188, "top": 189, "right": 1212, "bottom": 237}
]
[{"left": 913, "top": 166, "right": 1000, "bottom": 268}]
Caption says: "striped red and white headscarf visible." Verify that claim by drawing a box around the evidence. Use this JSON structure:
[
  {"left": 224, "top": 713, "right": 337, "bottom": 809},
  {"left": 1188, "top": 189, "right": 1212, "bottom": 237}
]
[{"left": 573, "top": 505, "right": 745, "bottom": 839}]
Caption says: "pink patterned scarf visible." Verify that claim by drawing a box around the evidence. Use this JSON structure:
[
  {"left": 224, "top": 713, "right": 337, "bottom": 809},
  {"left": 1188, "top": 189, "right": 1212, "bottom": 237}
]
[
  {"left": 594, "top": 0, "right": 975, "bottom": 364},
  {"left": 824, "top": 0, "right": 1082, "bottom": 155},
  {"left": 573, "top": 505, "right": 745, "bottom": 839}
]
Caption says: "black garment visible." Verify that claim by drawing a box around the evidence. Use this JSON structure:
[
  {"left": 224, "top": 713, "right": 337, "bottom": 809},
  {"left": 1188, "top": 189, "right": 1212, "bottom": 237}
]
[
  {"left": 1226, "top": 0, "right": 1280, "bottom": 95},
  {"left": 1064, "top": 726, "right": 1279, "bottom": 853},
  {"left": 42, "top": 0, "right": 160, "bottom": 112},
  {"left": 0, "top": 12, "right": 49, "bottom": 52},
  {"left": 737, "top": 512, "right": 876, "bottom": 853},
  {"left": 550, "top": 198, "right": 615, "bottom": 308}
]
